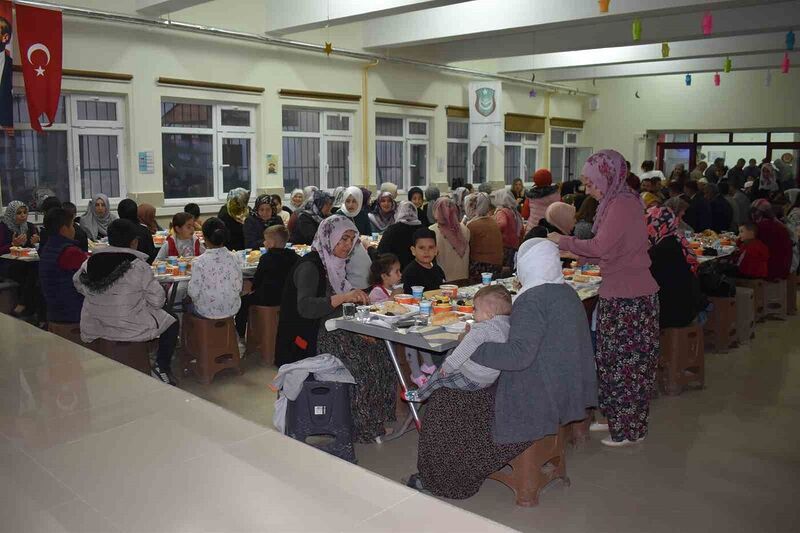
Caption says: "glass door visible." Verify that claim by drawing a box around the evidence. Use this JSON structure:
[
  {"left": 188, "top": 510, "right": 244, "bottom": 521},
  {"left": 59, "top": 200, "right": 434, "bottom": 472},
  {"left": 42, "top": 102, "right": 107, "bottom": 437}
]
[
  {"left": 409, "top": 142, "right": 427, "bottom": 188},
  {"left": 657, "top": 143, "right": 696, "bottom": 178}
]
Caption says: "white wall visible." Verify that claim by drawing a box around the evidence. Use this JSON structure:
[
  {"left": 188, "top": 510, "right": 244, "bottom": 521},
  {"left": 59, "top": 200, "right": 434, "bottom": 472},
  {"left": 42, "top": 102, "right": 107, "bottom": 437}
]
[{"left": 580, "top": 70, "right": 800, "bottom": 171}]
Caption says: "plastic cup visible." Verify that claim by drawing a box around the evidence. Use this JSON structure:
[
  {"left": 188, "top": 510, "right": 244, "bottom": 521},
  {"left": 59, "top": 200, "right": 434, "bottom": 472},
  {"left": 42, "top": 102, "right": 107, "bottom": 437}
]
[
  {"left": 481, "top": 272, "right": 493, "bottom": 285},
  {"left": 178, "top": 261, "right": 187, "bottom": 275},
  {"left": 157, "top": 263, "right": 167, "bottom": 275},
  {"left": 168, "top": 256, "right": 178, "bottom": 266},
  {"left": 342, "top": 302, "right": 356, "bottom": 320},
  {"left": 440, "top": 284, "right": 458, "bottom": 298},
  {"left": 419, "top": 299, "right": 432, "bottom": 316},
  {"left": 411, "top": 285, "right": 424, "bottom": 301},
  {"left": 356, "top": 305, "right": 371, "bottom": 322},
  {"left": 372, "top": 232, "right": 380, "bottom": 241},
  {"left": 259, "top": 247, "right": 267, "bottom": 255}
]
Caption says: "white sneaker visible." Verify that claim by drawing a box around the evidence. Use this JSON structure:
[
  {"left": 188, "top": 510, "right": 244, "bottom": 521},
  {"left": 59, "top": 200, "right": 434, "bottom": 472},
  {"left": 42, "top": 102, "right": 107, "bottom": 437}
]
[
  {"left": 589, "top": 422, "right": 609, "bottom": 432},
  {"left": 237, "top": 337, "right": 247, "bottom": 358},
  {"left": 601, "top": 436, "right": 645, "bottom": 448}
]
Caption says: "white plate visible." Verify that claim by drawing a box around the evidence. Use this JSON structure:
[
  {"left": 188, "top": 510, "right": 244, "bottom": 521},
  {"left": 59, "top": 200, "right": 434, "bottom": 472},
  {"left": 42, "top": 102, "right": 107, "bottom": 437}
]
[
  {"left": 369, "top": 304, "right": 419, "bottom": 324},
  {"left": 443, "top": 321, "right": 469, "bottom": 333}
]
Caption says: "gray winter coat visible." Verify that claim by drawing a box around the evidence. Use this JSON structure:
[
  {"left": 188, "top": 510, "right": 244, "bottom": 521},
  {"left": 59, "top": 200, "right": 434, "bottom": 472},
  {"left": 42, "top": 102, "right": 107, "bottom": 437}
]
[{"left": 73, "top": 246, "right": 176, "bottom": 344}]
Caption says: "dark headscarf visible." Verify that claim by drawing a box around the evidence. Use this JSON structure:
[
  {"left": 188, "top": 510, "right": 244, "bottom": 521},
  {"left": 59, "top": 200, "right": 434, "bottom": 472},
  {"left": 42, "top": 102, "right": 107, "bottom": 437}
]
[{"left": 301, "top": 190, "right": 333, "bottom": 224}]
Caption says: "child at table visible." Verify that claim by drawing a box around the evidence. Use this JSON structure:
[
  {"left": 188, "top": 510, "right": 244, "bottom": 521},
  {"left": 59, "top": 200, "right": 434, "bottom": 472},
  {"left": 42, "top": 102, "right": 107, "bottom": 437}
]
[
  {"left": 157, "top": 212, "right": 205, "bottom": 261},
  {"left": 183, "top": 203, "right": 203, "bottom": 231},
  {"left": 368, "top": 253, "right": 402, "bottom": 304},
  {"left": 187, "top": 217, "right": 242, "bottom": 319},
  {"left": 736, "top": 222, "right": 769, "bottom": 279},
  {"left": 39, "top": 207, "right": 88, "bottom": 325},
  {"left": 235, "top": 225, "right": 298, "bottom": 338},
  {"left": 405, "top": 285, "right": 511, "bottom": 402},
  {"left": 401, "top": 228, "right": 444, "bottom": 386}
]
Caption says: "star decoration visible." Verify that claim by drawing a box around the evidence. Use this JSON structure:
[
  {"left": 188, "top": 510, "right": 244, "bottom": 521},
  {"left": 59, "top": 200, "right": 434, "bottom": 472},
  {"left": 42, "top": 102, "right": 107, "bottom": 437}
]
[
  {"left": 323, "top": 42, "right": 333, "bottom": 56},
  {"left": 34, "top": 66, "right": 45, "bottom": 76}
]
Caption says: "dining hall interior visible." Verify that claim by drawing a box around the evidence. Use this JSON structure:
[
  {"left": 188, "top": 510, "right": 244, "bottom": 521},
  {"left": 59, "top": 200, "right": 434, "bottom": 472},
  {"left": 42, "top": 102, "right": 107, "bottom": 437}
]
[{"left": 1, "top": 1, "right": 800, "bottom": 532}]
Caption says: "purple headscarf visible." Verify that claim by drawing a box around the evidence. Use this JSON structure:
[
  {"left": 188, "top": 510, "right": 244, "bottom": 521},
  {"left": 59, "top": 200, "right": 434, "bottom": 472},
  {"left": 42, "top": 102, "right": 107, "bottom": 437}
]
[
  {"left": 311, "top": 215, "right": 359, "bottom": 294},
  {"left": 582, "top": 149, "right": 641, "bottom": 234}
]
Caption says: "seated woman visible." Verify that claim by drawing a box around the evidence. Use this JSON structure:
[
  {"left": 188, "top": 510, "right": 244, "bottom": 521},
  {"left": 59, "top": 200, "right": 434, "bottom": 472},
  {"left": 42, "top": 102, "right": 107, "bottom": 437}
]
[
  {"left": 751, "top": 199, "right": 793, "bottom": 280},
  {"left": 39, "top": 207, "right": 88, "bottom": 325},
  {"left": 276, "top": 216, "right": 397, "bottom": 442},
  {"left": 464, "top": 193, "right": 503, "bottom": 282},
  {"left": 407, "top": 187, "right": 429, "bottom": 227},
  {"left": 80, "top": 193, "right": 117, "bottom": 241},
  {"left": 331, "top": 186, "right": 371, "bottom": 289},
  {"left": 137, "top": 203, "right": 162, "bottom": 234},
  {"left": 243, "top": 194, "right": 283, "bottom": 249},
  {"left": 646, "top": 206, "right": 703, "bottom": 328},
  {"left": 368, "top": 191, "right": 397, "bottom": 234},
  {"left": 492, "top": 189, "right": 524, "bottom": 268},
  {"left": 573, "top": 196, "right": 598, "bottom": 240},
  {"left": 376, "top": 201, "right": 421, "bottom": 270},
  {"left": 429, "top": 197, "right": 470, "bottom": 282},
  {"left": 1, "top": 201, "right": 41, "bottom": 317},
  {"left": 286, "top": 189, "right": 305, "bottom": 215},
  {"left": 117, "top": 199, "right": 156, "bottom": 263},
  {"left": 217, "top": 188, "right": 250, "bottom": 251},
  {"left": 410, "top": 238, "right": 597, "bottom": 497},
  {"left": 271, "top": 194, "right": 291, "bottom": 225},
  {"left": 290, "top": 190, "right": 333, "bottom": 245},
  {"left": 541, "top": 202, "right": 576, "bottom": 235}
]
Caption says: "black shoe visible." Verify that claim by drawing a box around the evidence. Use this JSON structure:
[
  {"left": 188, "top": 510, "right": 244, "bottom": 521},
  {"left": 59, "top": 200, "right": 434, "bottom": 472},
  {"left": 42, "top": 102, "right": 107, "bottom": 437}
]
[
  {"left": 151, "top": 365, "right": 177, "bottom": 386},
  {"left": 404, "top": 473, "right": 426, "bottom": 492}
]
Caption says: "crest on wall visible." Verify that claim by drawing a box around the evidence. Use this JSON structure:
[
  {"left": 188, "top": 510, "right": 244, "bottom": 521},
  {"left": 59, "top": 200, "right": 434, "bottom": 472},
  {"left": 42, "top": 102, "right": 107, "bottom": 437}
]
[{"left": 474, "top": 87, "right": 496, "bottom": 117}]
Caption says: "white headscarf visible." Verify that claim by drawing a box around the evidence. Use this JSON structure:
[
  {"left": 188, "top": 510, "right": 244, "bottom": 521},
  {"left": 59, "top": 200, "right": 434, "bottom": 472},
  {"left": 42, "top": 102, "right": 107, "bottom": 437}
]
[
  {"left": 515, "top": 238, "right": 564, "bottom": 297},
  {"left": 339, "top": 186, "right": 363, "bottom": 218},
  {"left": 288, "top": 189, "right": 305, "bottom": 212}
]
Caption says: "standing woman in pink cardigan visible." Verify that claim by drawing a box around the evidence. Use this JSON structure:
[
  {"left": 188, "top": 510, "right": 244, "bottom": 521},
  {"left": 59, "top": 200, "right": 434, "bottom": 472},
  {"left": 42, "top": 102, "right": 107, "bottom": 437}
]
[{"left": 548, "top": 149, "right": 659, "bottom": 447}]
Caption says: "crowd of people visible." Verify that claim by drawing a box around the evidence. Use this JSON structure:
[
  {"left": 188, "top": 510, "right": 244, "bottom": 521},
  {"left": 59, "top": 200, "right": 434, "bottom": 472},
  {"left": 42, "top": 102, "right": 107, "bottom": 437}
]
[{"left": 1, "top": 147, "right": 798, "bottom": 500}]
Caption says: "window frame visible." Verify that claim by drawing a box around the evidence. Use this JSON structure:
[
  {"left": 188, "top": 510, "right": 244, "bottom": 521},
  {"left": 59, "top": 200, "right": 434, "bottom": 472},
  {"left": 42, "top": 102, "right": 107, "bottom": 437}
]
[
  {"left": 445, "top": 118, "right": 489, "bottom": 186},
  {"left": 549, "top": 127, "right": 581, "bottom": 183},
  {"left": 504, "top": 131, "right": 540, "bottom": 186},
  {"left": 376, "top": 114, "right": 429, "bottom": 192},
  {"left": 160, "top": 98, "right": 257, "bottom": 205}
]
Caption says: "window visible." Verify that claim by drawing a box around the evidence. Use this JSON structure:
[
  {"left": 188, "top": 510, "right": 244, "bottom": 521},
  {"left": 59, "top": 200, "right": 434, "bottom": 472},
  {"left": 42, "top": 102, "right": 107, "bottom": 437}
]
[
  {"left": 446, "top": 119, "right": 487, "bottom": 186},
  {"left": 161, "top": 101, "right": 255, "bottom": 202},
  {"left": 282, "top": 107, "right": 353, "bottom": 191},
  {"left": 550, "top": 128, "right": 581, "bottom": 182},
  {"left": 0, "top": 93, "right": 126, "bottom": 208},
  {"left": 376, "top": 116, "right": 429, "bottom": 191},
  {"left": 504, "top": 132, "right": 539, "bottom": 185}
]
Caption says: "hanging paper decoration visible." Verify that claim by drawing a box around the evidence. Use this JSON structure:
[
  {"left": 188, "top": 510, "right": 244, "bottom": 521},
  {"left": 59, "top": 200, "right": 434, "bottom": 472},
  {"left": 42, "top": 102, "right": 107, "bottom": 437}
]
[
  {"left": 323, "top": 41, "right": 333, "bottom": 56},
  {"left": 598, "top": 0, "right": 610, "bottom": 13},
  {"left": 765, "top": 70, "right": 772, "bottom": 87},
  {"left": 632, "top": 19, "right": 642, "bottom": 41},
  {"left": 713, "top": 72, "right": 720, "bottom": 86},
  {"left": 787, "top": 31, "right": 795, "bottom": 51},
  {"left": 662, "top": 42, "right": 670, "bottom": 58},
  {"left": 529, "top": 88, "right": 537, "bottom": 98},
  {"left": 723, "top": 57, "right": 732, "bottom": 73},
  {"left": 782, "top": 52, "right": 790, "bottom": 73},
  {"left": 685, "top": 74, "right": 692, "bottom": 86},
  {"left": 702, "top": 12, "right": 713, "bottom": 35}
]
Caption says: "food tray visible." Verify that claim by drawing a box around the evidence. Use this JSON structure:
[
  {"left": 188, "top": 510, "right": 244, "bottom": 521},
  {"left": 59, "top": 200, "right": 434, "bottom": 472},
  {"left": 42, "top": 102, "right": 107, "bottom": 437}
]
[{"left": 369, "top": 303, "right": 419, "bottom": 324}]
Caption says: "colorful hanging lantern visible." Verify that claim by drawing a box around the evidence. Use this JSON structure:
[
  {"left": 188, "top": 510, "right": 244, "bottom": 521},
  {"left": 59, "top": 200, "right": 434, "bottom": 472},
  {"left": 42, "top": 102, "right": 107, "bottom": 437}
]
[
  {"left": 713, "top": 72, "right": 720, "bottom": 86},
  {"left": 723, "top": 57, "right": 732, "bottom": 73},
  {"left": 632, "top": 19, "right": 642, "bottom": 41},
  {"left": 685, "top": 74, "right": 692, "bottom": 86},
  {"left": 765, "top": 70, "right": 772, "bottom": 87},
  {"left": 598, "top": 0, "right": 610, "bottom": 13},
  {"left": 702, "top": 12, "right": 713, "bottom": 36},
  {"left": 787, "top": 30, "right": 795, "bottom": 51},
  {"left": 662, "top": 42, "right": 670, "bottom": 58},
  {"left": 782, "top": 52, "right": 791, "bottom": 73}
]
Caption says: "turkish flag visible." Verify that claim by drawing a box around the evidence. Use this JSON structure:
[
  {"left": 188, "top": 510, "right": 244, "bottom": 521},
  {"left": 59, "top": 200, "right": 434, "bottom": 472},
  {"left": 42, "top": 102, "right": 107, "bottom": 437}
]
[{"left": 15, "top": 4, "right": 62, "bottom": 132}]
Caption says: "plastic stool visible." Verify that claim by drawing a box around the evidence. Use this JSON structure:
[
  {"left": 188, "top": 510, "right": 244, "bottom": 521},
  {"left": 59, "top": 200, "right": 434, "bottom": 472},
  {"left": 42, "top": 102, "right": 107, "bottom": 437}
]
[
  {"left": 703, "top": 296, "right": 737, "bottom": 352},
  {"left": 763, "top": 279, "right": 787, "bottom": 319},
  {"left": 735, "top": 287, "right": 755, "bottom": 344},
  {"left": 787, "top": 274, "right": 797, "bottom": 316},
  {"left": 0, "top": 280, "right": 19, "bottom": 314},
  {"left": 245, "top": 305, "right": 279, "bottom": 366},
  {"left": 488, "top": 425, "right": 570, "bottom": 507},
  {"left": 181, "top": 314, "right": 242, "bottom": 384},
  {"left": 286, "top": 378, "right": 356, "bottom": 463},
  {"left": 47, "top": 322, "right": 85, "bottom": 347},
  {"left": 658, "top": 324, "right": 704, "bottom": 395},
  {"left": 736, "top": 279, "right": 765, "bottom": 322},
  {"left": 88, "top": 338, "right": 155, "bottom": 374}
]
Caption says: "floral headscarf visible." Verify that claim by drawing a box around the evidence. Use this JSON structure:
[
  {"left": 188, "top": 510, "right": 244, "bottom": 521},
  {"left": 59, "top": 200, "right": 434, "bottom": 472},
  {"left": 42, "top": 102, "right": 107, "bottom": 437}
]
[
  {"left": 2, "top": 201, "right": 28, "bottom": 235},
  {"left": 81, "top": 193, "right": 116, "bottom": 240},
  {"left": 433, "top": 197, "right": 467, "bottom": 257},
  {"left": 301, "top": 190, "right": 333, "bottom": 224},
  {"left": 226, "top": 188, "right": 251, "bottom": 223},
  {"left": 646, "top": 206, "right": 699, "bottom": 275},
  {"left": 582, "top": 149, "right": 641, "bottom": 234},
  {"left": 492, "top": 189, "right": 524, "bottom": 235},
  {"left": 464, "top": 192, "right": 491, "bottom": 222},
  {"left": 253, "top": 194, "right": 277, "bottom": 221},
  {"left": 394, "top": 200, "right": 421, "bottom": 226},
  {"left": 311, "top": 215, "right": 358, "bottom": 295},
  {"left": 368, "top": 191, "right": 397, "bottom": 231},
  {"left": 331, "top": 187, "right": 346, "bottom": 210}
]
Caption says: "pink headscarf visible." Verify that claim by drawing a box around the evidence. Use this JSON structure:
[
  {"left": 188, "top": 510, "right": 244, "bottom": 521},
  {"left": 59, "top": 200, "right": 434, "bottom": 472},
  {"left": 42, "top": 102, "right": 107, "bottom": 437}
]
[
  {"left": 311, "top": 216, "right": 359, "bottom": 294},
  {"left": 433, "top": 197, "right": 467, "bottom": 257},
  {"left": 583, "top": 149, "right": 641, "bottom": 234}
]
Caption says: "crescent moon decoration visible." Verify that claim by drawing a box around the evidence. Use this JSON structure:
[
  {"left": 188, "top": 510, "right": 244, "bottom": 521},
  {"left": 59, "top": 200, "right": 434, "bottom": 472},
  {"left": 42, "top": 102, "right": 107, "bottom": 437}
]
[
  {"left": 635, "top": 91, "right": 640, "bottom": 98},
  {"left": 27, "top": 43, "right": 51, "bottom": 66}
]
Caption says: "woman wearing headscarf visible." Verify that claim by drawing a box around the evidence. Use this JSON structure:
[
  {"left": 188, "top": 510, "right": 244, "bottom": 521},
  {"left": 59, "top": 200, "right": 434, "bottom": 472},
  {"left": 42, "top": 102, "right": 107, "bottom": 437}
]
[
  {"left": 137, "top": 203, "right": 162, "bottom": 235},
  {"left": 542, "top": 202, "right": 576, "bottom": 235},
  {"left": 376, "top": 201, "right": 421, "bottom": 270},
  {"left": 351, "top": 187, "right": 372, "bottom": 236},
  {"left": 464, "top": 192, "right": 502, "bottom": 283},
  {"left": 424, "top": 186, "right": 440, "bottom": 226},
  {"left": 412, "top": 238, "right": 596, "bottom": 498},
  {"left": 80, "top": 193, "right": 117, "bottom": 241},
  {"left": 330, "top": 186, "right": 346, "bottom": 214},
  {"left": 215, "top": 188, "right": 250, "bottom": 251},
  {"left": 303, "top": 185, "right": 319, "bottom": 202},
  {"left": 407, "top": 186, "right": 429, "bottom": 226},
  {"left": 291, "top": 190, "right": 333, "bottom": 245},
  {"left": 1, "top": 201, "right": 41, "bottom": 317},
  {"left": 332, "top": 186, "right": 372, "bottom": 289},
  {"left": 451, "top": 187, "right": 468, "bottom": 221},
  {"left": 492, "top": 189, "right": 524, "bottom": 267},
  {"left": 573, "top": 196, "right": 599, "bottom": 240},
  {"left": 379, "top": 181, "right": 398, "bottom": 199},
  {"left": 117, "top": 199, "right": 156, "bottom": 263},
  {"left": 429, "top": 197, "right": 470, "bottom": 282},
  {"left": 664, "top": 196, "right": 693, "bottom": 235},
  {"left": 751, "top": 198, "right": 793, "bottom": 280},
  {"left": 276, "top": 216, "right": 396, "bottom": 441},
  {"left": 287, "top": 189, "right": 305, "bottom": 213},
  {"left": 524, "top": 169, "right": 561, "bottom": 231},
  {"left": 752, "top": 163, "right": 781, "bottom": 201},
  {"left": 646, "top": 206, "right": 703, "bottom": 328},
  {"left": 243, "top": 194, "right": 283, "bottom": 249},
  {"left": 368, "top": 191, "right": 397, "bottom": 234},
  {"left": 549, "top": 149, "right": 659, "bottom": 448}
]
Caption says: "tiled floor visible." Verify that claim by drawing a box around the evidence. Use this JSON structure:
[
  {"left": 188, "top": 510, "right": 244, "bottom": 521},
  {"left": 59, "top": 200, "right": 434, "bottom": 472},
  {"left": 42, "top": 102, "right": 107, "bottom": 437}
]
[{"left": 183, "top": 315, "right": 800, "bottom": 533}]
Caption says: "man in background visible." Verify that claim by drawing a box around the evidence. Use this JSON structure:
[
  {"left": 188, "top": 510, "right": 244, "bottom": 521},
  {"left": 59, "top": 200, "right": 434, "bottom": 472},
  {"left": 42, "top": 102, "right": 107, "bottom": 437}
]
[{"left": 726, "top": 158, "right": 747, "bottom": 191}]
